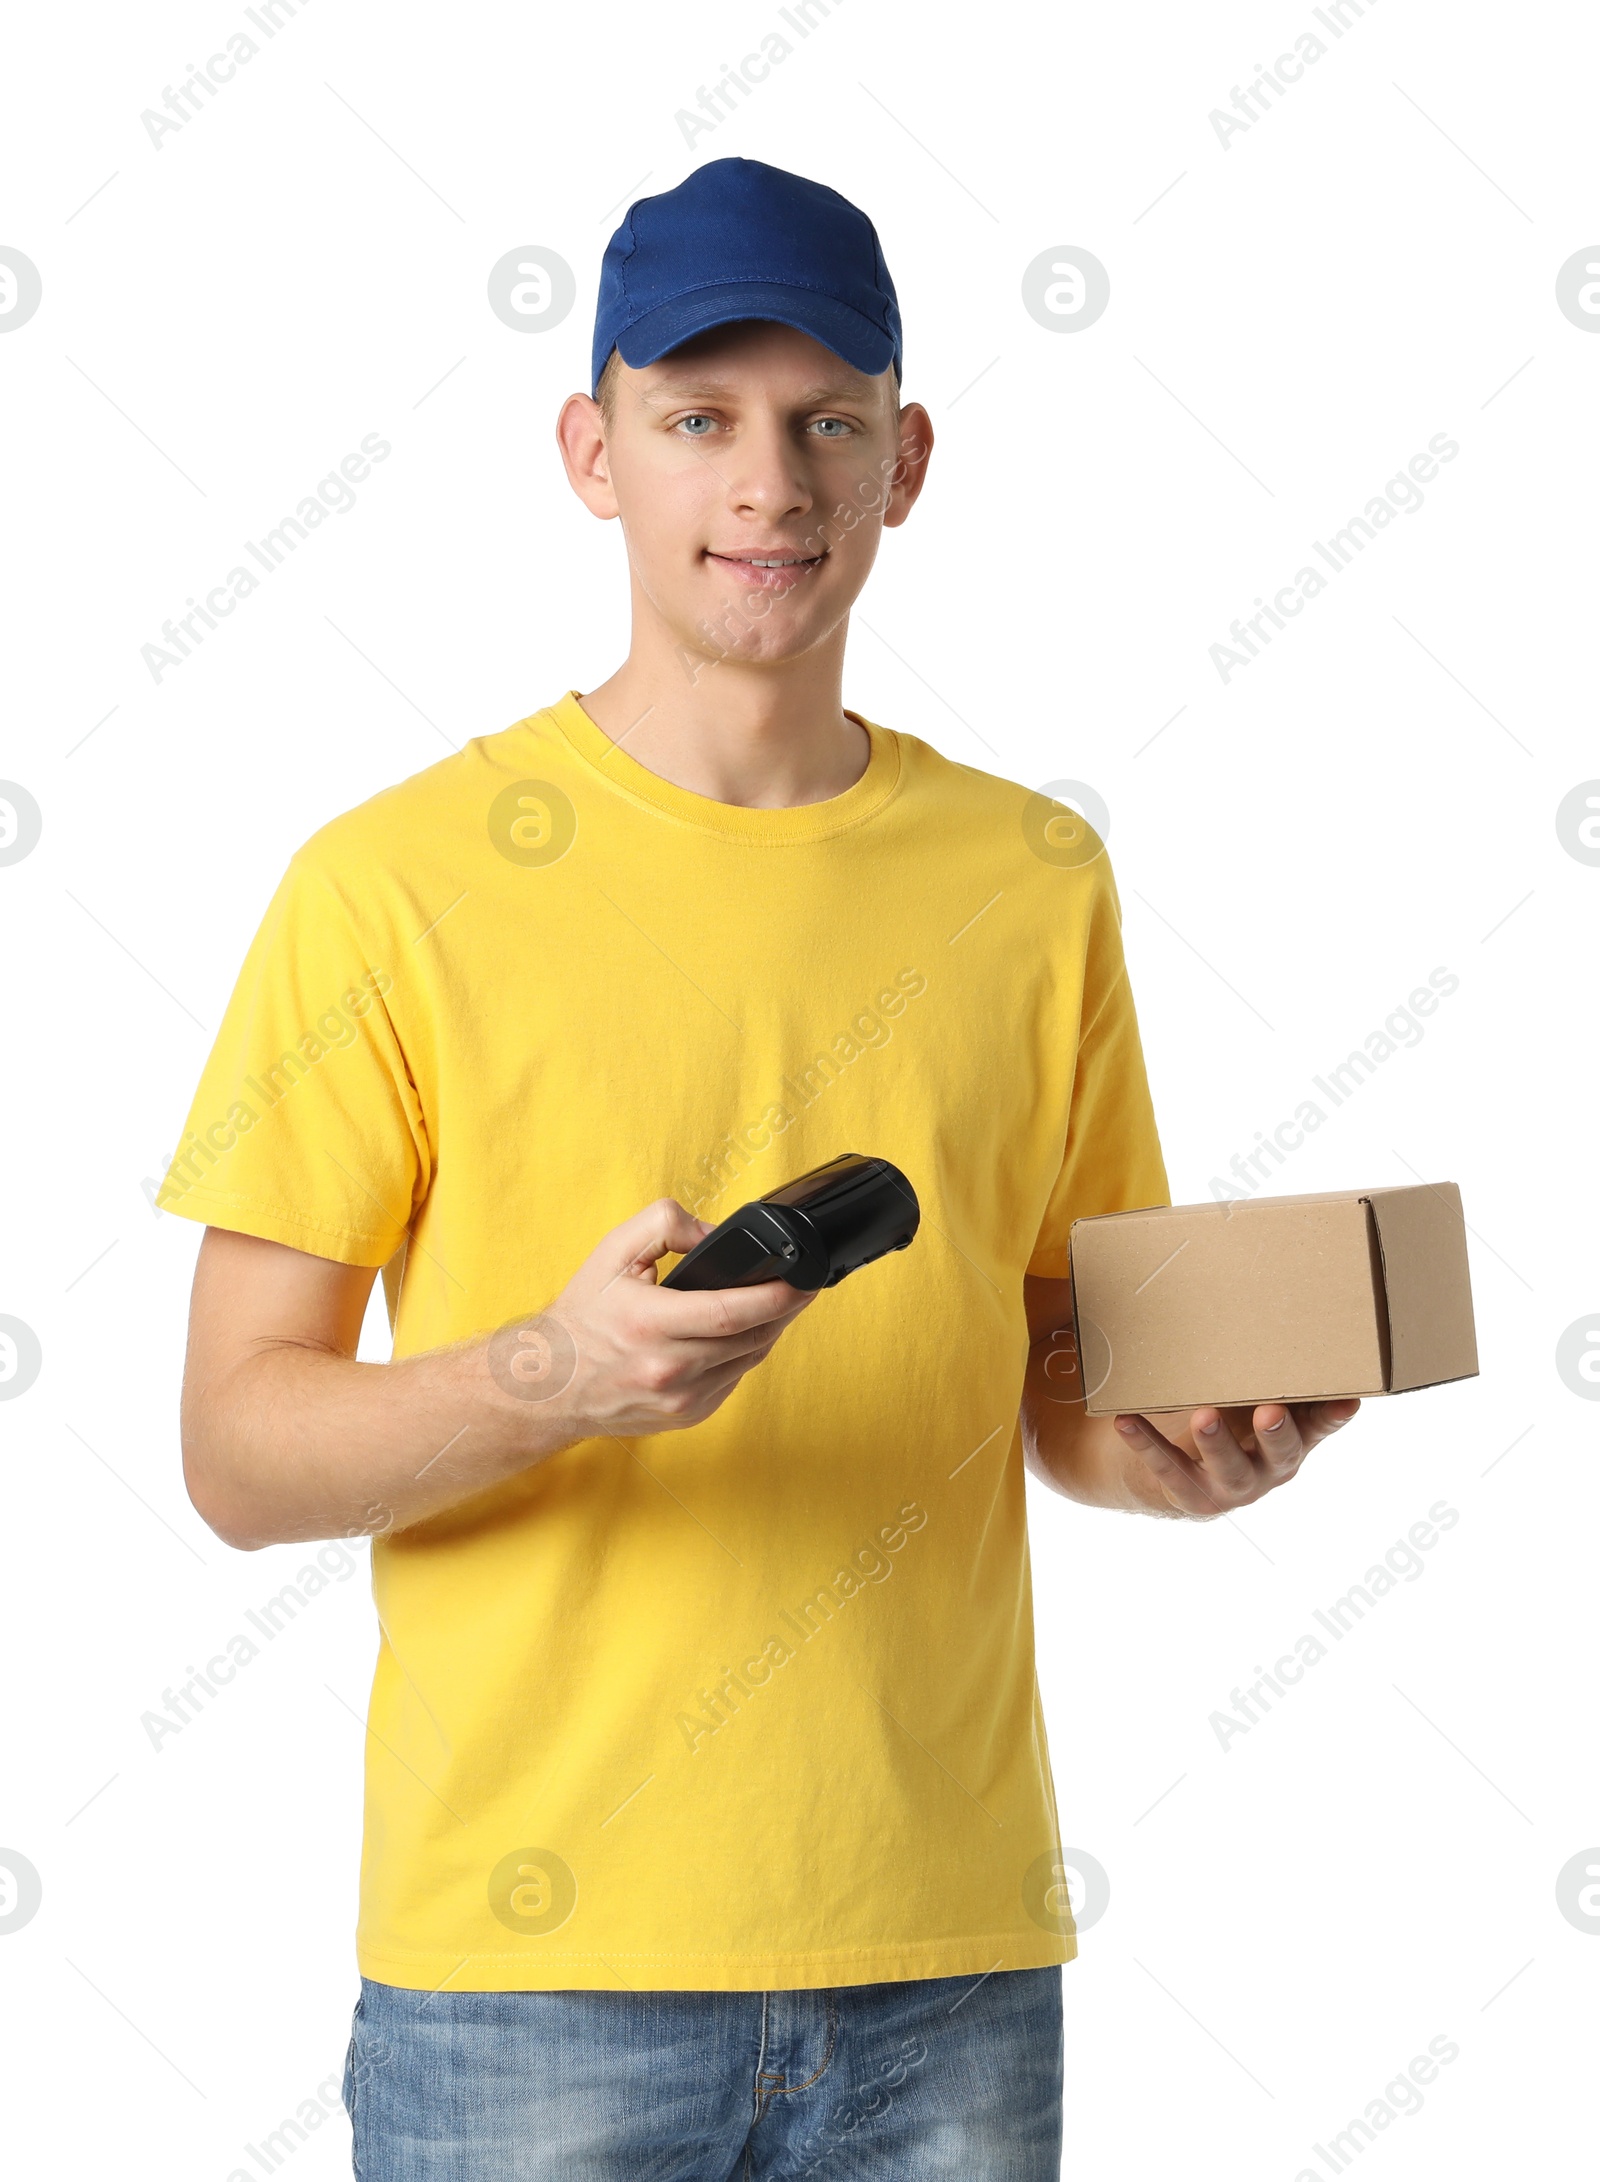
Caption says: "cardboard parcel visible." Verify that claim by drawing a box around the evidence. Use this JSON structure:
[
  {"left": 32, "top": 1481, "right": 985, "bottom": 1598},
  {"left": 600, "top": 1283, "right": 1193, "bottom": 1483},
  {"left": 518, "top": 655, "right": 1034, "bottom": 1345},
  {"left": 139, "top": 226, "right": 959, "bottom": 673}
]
[{"left": 1067, "top": 1184, "right": 1479, "bottom": 1417}]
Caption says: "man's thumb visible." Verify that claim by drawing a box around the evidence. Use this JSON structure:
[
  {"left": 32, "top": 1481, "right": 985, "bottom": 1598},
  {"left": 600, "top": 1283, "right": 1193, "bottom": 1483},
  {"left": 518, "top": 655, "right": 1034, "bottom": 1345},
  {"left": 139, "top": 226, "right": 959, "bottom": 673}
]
[{"left": 623, "top": 1196, "right": 711, "bottom": 1266}]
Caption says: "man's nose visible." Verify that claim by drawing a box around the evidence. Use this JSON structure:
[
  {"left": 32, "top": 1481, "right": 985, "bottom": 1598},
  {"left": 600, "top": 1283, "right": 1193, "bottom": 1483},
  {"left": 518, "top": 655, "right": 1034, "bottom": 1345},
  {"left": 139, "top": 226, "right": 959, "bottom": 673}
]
[{"left": 722, "top": 419, "right": 814, "bottom": 525}]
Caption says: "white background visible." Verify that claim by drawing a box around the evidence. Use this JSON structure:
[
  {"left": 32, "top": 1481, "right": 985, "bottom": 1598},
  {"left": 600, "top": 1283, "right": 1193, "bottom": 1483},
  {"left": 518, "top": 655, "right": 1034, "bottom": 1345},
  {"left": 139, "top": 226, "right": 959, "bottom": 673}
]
[{"left": 2, "top": 2, "right": 1596, "bottom": 2175}]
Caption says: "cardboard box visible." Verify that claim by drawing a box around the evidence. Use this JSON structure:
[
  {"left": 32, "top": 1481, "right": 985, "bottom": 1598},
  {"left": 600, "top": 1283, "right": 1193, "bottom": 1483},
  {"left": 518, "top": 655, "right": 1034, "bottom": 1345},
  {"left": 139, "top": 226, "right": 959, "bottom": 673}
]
[{"left": 1067, "top": 1185, "right": 1478, "bottom": 1416}]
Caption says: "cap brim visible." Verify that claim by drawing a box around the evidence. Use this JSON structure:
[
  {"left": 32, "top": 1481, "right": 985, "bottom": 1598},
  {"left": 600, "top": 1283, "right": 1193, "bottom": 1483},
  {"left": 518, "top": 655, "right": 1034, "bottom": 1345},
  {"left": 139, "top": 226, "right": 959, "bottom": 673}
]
[{"left": 610, "top": 281, "right": 896, "bottom": 386}]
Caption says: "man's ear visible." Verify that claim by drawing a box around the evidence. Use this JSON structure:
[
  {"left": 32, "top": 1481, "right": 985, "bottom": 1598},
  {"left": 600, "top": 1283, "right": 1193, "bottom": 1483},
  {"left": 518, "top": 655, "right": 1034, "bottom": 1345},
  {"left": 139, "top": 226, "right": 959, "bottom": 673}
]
[
  {"left": 883, "top": 402, "right": 934, "bottom": 530},
  {"left": 556, "top": 392, "right": 619, "bottom": 520}
]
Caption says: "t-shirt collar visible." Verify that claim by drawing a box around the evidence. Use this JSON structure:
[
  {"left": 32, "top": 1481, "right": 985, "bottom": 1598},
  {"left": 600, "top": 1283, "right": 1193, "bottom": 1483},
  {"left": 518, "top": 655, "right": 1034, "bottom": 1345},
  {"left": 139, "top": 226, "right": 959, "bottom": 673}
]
[{"left": 543, "top": 689, "right": 901, "bottom": 844}]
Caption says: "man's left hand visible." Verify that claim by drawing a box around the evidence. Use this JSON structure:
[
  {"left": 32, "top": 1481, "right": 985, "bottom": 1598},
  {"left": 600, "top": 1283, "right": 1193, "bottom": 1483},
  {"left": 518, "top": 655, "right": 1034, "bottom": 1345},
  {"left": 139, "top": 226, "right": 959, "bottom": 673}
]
[{"left": 1112, "top": 1398, "right": 1361, "bottom": 1517}]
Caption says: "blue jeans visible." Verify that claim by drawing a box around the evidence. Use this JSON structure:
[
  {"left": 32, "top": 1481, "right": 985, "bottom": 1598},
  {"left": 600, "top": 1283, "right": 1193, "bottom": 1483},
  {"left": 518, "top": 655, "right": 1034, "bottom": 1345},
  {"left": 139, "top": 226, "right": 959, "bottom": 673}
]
[{"left": 344, "top": 1966, "right": 1063, "bottom": 2179}]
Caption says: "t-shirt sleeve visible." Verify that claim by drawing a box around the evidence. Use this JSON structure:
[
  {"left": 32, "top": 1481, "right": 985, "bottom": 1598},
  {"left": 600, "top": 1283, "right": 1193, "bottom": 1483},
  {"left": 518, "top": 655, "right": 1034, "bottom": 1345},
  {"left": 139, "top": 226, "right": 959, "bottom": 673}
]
[
  {"left": 1025, "top": 857, "right": 1170, "bottom": 1279},
  {"left": 154, "top": 846, "right": 430, "bottom": 1267}
]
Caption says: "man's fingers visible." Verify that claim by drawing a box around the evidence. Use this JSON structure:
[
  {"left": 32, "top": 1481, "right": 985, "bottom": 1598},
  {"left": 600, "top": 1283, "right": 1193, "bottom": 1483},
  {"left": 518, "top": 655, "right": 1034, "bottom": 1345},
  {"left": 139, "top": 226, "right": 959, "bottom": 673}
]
[
  {"left": 1117, "top": 1410, "right": 1277, "bottom": 1513},
  {"left": 677, "top": 1303, "right": 813, "bottom": 1378},
  {"left": 1121, "top": 1426, "right": 1229, "bottom": 1517},
  {"left": 1182, "top": 1410, "right": 1261, "bottom": 1494},
  {"left": 1208, "top": 1403, "right": 1265, "bottom": 1456},
  {"left": 1298, "top": 1397, "right": 1361, "bottom": 1448},
  {"left": 1116, "top": 1395, "right": 1361, "bottom": 1516},
  {"left": 1250, "top": 1404, "right": 1304, "bottom": 1473},
  {"left": 1115, "top": 1415, "right": 1230, "bottom": 1517},
  {"left": 652, "top": 1276, "right": 816, "bottom": 1342},
  {"left": 595, "top": 1202, "right": 810, "bottom": 1336}
]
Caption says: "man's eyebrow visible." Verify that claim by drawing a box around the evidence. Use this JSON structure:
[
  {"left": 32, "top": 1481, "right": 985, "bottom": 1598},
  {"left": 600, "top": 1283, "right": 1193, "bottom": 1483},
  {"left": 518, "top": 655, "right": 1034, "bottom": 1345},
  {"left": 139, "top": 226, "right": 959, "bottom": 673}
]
[{"left": 639, "top": 376, "right": 877, "bottom": 405}]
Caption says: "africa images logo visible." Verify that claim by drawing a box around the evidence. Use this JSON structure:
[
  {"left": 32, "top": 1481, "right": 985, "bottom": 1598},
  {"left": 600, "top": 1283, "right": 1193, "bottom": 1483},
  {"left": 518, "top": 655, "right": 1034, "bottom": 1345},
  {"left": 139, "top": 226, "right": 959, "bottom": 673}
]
[{"left": 487, "top": 1848, "right": 578, "bottom": 1937}]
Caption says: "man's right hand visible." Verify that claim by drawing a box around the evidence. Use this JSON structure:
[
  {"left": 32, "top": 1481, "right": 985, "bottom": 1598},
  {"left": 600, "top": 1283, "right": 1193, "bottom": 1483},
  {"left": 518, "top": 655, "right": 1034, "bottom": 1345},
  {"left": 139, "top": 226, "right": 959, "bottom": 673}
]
[{"left": 495, "top": 1198, "right": 817, "bottom": 1438}]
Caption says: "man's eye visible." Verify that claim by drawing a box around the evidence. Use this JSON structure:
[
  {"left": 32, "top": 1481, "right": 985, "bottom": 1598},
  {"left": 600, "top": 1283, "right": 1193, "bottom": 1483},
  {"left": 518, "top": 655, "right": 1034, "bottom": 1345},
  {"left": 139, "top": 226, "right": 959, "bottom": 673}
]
[
  {"left": 677, "top": 414, "right": 716, "bottom": 435},
  {"left": 811, "top": 417, "right": 852, "bottom": 436}
]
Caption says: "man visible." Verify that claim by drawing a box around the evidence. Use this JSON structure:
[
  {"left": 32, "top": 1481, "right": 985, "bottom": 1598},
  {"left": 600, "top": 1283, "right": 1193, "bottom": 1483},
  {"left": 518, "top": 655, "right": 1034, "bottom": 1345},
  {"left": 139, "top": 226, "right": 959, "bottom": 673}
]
[{"left": 160, "top": 158, "right": 1358, "bottom": 2178}]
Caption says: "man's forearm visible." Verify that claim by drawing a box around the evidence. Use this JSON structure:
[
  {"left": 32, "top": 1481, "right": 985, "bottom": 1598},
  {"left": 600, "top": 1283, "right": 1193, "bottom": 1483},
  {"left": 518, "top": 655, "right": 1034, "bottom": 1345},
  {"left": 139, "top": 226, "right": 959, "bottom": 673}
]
[
  {"left": 184, "top": 1333, "right": 583, "bottom": 1550},
  {"left": 180, "top": 1206, "right": 814, "bottom": 1552},
  {"left": 1019, "top": 1273, "right": 1199, "bottom": 1516}
]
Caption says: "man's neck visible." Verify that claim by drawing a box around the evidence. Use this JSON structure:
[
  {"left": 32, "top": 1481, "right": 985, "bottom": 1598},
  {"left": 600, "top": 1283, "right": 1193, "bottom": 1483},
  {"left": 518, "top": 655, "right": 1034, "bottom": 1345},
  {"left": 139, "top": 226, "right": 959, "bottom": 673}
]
[{"left": 577, "top": 619, "right": 869, "bottom": 811}]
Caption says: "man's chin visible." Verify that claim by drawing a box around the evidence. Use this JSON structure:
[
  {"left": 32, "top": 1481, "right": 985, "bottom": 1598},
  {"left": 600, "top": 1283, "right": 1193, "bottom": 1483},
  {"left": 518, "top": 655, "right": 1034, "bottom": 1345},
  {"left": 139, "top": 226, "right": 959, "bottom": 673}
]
[
  {"left": 676, "top": 603, "right": 837, "bottom": 670},
  {"left": 682, "top": 637, "right": 817, "bottom": 674}
]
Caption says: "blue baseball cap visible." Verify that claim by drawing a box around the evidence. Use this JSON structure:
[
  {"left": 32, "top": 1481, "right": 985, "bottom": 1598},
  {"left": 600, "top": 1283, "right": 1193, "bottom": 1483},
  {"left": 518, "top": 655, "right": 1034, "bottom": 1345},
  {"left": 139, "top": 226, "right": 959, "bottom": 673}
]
[{"left": 592, "top": 157, "right": 902, "bottom": 397}]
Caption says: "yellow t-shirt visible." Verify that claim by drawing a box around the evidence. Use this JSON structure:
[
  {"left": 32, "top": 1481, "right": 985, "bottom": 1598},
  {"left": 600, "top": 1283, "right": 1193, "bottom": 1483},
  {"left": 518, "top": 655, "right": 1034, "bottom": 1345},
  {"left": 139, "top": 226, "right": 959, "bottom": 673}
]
[{"left": 157, "top": 690, "right": 1169, "bottom": 1993}]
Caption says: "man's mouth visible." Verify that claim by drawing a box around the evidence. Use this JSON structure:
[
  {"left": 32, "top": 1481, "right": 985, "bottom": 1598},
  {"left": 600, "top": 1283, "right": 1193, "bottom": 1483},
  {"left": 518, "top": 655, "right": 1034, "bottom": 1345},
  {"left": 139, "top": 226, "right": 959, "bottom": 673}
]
[{"left": 704, "top": 548, "right": 827, "bottom": 587}]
